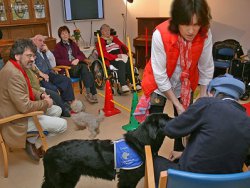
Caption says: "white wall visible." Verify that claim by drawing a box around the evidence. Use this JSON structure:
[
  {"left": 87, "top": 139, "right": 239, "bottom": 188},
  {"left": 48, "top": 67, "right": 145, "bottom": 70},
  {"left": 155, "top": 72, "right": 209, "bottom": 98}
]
[
  {"left": 49, "top": 0, "right": 159, "bottom": 47},
  {"left": 208, "top": 0, "right": 250, "bottom": 52},
  {"left": 159, "top": 0, "right": 173, "bottom": 17},
  {"left": 49, "top": 0, "right": 250, "bottom": 52}
]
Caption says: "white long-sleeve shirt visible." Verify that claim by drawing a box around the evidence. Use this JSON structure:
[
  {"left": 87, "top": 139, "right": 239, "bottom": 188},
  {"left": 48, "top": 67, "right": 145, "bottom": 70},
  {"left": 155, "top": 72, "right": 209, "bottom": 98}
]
[{"left": 151, "top": 29, "right": 214, "bottom": 98}]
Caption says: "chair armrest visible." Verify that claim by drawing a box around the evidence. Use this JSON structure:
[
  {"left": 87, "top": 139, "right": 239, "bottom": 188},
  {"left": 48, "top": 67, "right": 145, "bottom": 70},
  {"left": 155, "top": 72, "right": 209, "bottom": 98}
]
[
  {"left": 55, "top": 65, "right": 71, "bottom": 70},
  {"left": 0, "top": 111, "right": 48, "bottom": 151},
  {"left": 52, "top": 67, "right": 62, "bottom": 73},
  {"left": 145, "top": 145, "right": 156, "bottom": 188},
  {"left": 53, "top": 65, "right": 71, "bottom": 78},
  {"left": 0, "top": 111, "right": 44, "bottom": 125}
]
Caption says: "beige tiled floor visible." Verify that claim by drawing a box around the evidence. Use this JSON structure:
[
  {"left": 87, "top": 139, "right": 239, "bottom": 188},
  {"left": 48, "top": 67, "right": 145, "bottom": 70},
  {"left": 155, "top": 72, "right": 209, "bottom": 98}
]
[{"left": 0, "top": 89, "right": 174, "bottom": 188}]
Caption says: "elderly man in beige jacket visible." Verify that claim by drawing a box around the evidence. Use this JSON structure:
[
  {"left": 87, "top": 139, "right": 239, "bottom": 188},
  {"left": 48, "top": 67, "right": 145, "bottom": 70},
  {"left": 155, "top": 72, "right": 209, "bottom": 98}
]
[{"left": 0, "top": 39, "right": 67, "bottom": 161}]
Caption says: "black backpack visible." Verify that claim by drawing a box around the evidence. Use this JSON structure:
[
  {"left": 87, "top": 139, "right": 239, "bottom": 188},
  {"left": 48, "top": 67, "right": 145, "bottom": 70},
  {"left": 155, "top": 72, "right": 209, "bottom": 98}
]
[{"left": 212, "top": 39, "right": 244, "bottom": 59}]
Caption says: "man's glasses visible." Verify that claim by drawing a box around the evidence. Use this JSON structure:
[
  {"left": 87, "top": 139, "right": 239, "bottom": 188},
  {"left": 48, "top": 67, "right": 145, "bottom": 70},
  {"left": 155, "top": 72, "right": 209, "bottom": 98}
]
[{"left": 23, "top": 53, "right": 36, "bottom": 59}]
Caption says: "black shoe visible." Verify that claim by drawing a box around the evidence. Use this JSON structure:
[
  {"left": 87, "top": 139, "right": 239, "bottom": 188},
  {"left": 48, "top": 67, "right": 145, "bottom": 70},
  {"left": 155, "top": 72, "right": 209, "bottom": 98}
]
[
  {"left": 62, "top": 110, "right": 71, "bottom": 117},
  {"left": 64, "top": 102, "right": 72, "bottom": 110},
  {"left": 25, "top": 141, "right": 40, "bottom": 162}
]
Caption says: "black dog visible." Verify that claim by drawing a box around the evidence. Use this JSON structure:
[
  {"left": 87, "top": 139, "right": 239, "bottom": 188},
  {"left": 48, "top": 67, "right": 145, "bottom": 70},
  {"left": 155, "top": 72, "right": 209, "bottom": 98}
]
[{"left": 42, "top": 113, "right": 171, "bottom": 188}]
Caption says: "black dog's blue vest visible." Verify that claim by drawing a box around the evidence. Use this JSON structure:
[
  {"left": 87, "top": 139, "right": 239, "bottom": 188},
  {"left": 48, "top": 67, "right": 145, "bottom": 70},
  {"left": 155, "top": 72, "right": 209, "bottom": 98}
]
[{"left": 114, "top": 139, "right": 143, "bottom": 170}]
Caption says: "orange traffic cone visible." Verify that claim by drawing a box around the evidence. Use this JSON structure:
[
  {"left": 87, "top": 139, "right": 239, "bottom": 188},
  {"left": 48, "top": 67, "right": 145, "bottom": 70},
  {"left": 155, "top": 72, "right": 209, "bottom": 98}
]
[{"left": 103, "top": 80, "right": 121, "bottom": 117}]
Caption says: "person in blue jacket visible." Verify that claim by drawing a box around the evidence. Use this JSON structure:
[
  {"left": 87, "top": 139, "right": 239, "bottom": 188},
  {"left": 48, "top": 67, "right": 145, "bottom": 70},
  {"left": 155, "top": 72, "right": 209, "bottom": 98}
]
[{"left": 152, "top": 74, "right": 250, "bottom": 184}]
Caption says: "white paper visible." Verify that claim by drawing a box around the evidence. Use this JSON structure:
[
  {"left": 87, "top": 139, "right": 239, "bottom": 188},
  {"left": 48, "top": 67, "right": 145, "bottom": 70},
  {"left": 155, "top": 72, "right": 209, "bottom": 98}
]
[{"left": 115, "top": 54, "right": 128, "bottom": 63}]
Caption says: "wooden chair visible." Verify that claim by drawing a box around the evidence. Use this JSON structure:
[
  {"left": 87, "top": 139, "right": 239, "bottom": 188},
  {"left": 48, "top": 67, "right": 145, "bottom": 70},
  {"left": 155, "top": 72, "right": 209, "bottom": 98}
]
[
  {"left": 53, "top": 65, "right": 83, "bottom": 94},
  {"left": 144, "top": 145, "right": 249, "bottom": 188},
  {"left": 145, "top": 145, "right": 156, "bottom": 188},
  {"left": 0, "top": 111, "right": 48, "bottom": 178}
]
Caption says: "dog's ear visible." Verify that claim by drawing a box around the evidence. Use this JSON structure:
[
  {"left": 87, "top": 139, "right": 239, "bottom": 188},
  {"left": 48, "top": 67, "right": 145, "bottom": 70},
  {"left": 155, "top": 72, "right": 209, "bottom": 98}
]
[{"left": 147, "top": 113, "right": 171, "bottom": 139}]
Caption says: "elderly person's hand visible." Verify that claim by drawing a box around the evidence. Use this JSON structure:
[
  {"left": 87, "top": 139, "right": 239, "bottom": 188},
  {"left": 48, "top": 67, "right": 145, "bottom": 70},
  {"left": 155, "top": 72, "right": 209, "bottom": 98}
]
[
  {"left": 71, "top": 59, "right": 79, "bottom": 66},
  {"left": 169, "top": 151, "right": 183, "bottom": 161}
]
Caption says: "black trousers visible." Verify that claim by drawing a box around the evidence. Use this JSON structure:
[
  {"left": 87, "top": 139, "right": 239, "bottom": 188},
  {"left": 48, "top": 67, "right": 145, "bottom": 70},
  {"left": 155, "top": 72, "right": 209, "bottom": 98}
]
[
  {"left": 45, "top": 89, "right": 68, "bottom": 115},
  {"left": 109, "top": 60, "right": 132, "bottom": 86},
  {"left": 40, "top": 72, "right": 75, "bottom": 102},
  {"left": 153, "top": 156, "right": 180, "bottom": 186},
  {"left": 69, "top": 62, "right": 97, "bottom": 95}
]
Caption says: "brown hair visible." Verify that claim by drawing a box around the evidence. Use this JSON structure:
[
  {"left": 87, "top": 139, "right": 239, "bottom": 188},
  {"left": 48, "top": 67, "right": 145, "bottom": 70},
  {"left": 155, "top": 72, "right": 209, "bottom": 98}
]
[
  {"left": 169, "top": 0, "right": 212, "bottom": 34},
  {"left": 58, "top": 25, "right": 70, "bottom": 39}
]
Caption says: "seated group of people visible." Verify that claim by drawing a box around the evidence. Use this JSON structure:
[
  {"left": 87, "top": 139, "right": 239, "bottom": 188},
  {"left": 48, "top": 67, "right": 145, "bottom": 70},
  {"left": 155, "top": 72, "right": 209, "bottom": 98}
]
[{"left": 0, "top": 23, "right": 141, "bottom": 161}]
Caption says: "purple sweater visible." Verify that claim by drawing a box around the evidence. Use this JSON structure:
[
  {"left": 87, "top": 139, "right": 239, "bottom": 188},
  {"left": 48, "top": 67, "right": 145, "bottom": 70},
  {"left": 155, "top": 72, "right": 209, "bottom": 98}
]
[{"left": 53, "top": 40, "right": 86, "bottom": 66}]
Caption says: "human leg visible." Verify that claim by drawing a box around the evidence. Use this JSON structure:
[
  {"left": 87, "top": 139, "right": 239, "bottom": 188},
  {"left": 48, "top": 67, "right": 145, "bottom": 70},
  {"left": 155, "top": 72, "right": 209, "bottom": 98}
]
[
  {"left": 49, "top": 72, "right": 75, "bottom": 102},
  {"left": 110, "top": 60, "right": 127, "bottom": 86},
  {"left": 26, "top": 115, "right": 66, "bottom": 161},
  {"left": 27, "top": 115, "right": 67, "bottom": 136},
  {"left": 45, "top": 105, "right": 62, "bottom": 117},
  {"left": 77, "top": 63, "right": 98, "bottom": 103},
  {"left": 40, "top": 80, "right": 58, "bottom": 92},
  {"left": 45, "top": 89, "right": 71, "bottom": 117},
  {"left": 154, "top": 156, "right": 180, "bottom": 186}
]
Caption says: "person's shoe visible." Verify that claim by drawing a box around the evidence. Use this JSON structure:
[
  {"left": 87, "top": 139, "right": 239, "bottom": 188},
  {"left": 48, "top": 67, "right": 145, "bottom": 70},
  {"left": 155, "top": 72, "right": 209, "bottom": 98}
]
[
  {"left": 136, "top": 84, "right": 142, "bottom": 91},
  {"left": 64, "top": 102, "right": 72, "bottom": 110},
  {"left": 85, "top": 93, "right": 96, "bottom": 103},
  {"left": 25, "top": 141, "right": 40, "bottom": 162},
  {"left": 62, "top": 109, "right": 71, "bottom": 117},
  {"left": 37, "top": 147, "right": 46, "bottom": 158},
  {"left": 92, "top": 94, "right": 98, "bottom": 103},
  {"left": 121, "top": 85, "right": 130, "bottom": 93}
]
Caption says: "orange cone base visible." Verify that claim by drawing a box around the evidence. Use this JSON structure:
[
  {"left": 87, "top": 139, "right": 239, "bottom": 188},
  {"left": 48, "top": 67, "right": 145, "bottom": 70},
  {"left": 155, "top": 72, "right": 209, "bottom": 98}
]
[
  {"left": 103, "top": 80, "right": 121, "bottom": 117},
  {"left": 103, "top": 107, "right": 121, "bottom": 117}
]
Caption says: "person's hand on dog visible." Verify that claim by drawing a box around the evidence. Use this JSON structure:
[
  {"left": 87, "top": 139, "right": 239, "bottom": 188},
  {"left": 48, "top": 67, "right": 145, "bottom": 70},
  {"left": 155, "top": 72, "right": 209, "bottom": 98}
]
[
  {"left": 169, "top": 150, "right": 183, "bottom": 161},
  {"left": 175, "top": 103, "right": 185, "bottom": 115}
]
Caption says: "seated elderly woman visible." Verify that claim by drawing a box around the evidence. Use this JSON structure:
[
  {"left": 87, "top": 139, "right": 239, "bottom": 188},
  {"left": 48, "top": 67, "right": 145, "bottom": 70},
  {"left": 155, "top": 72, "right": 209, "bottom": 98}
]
[
  {"left": 53, "top": 26, "right": 98, "bottom": 103},
  {"left": 95, "top": 24, "right": 141, "bottom": 93}
]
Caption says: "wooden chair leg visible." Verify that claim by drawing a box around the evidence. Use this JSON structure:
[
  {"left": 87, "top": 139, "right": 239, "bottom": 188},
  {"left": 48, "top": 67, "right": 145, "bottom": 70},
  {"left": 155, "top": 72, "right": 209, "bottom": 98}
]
[
  {"left": 79, "top": 80, "right": 83, "bottom": 94},
  {"left": 32, "top": 115, "right": 48, "bottom": 151},
  {"left": 144, "top": 145, "right": 155, "bottom": 188},
  {"left": 243, "top": 163, "right": 249, "bottom": 172},
  {"left": 0, "top": 132, "right": 8, "bottom": 178},
  {"left": 158, "top": 171, "right": 167, "bottom": 188}
]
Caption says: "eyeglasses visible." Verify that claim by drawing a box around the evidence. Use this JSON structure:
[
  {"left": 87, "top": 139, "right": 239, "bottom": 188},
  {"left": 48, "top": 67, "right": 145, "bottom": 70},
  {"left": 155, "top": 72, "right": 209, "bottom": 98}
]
[{"left": 23, "top": 53, "right": 36, "bottom": 59}]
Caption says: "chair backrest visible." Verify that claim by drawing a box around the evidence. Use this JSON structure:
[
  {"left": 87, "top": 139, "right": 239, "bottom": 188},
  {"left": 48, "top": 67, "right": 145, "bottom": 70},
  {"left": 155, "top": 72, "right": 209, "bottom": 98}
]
[
  {"left": 163, "top": 169, "right": 250, "bottom": 188},
  {"left": 216, "top": 47, "right": 235, "bottom": 60},
  {"left": 213, "top": 39, "right": 243, "bottom": 60}
]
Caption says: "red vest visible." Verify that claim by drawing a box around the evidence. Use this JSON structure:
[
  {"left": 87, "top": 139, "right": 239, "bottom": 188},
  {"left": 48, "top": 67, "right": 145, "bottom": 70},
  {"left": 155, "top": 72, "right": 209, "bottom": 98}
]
[{"left": 142, "top": 20, "right": 207, "bottom": 97}]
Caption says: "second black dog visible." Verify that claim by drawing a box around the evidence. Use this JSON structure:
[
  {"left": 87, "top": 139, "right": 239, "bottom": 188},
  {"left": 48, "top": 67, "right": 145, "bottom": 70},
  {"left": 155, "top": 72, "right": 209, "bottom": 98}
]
[{"left": 42, "top": 113, "right": 171, "bottom": 188}]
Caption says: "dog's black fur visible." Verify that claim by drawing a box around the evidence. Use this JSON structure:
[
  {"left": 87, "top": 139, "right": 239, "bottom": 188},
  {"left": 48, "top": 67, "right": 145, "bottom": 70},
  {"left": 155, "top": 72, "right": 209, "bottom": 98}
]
[{"left": 42, "top": 113, "right": 171, "bottom": 188}]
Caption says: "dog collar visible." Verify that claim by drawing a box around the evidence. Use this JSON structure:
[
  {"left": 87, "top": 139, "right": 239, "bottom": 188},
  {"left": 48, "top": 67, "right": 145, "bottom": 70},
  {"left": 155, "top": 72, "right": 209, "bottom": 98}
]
[
  {"left": 113, "top": 138, "right": 143, "bottom": 170},
  {"left": 70, "top": 110, "right": 77, "bottom": 114}
]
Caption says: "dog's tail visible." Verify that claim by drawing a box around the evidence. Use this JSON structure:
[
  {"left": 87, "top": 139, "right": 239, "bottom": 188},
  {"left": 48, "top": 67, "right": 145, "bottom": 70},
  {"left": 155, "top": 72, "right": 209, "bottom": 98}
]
[{"left": 97, "top": 109, "right": 105, "bottom": 123}]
